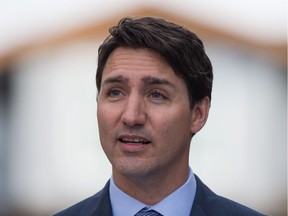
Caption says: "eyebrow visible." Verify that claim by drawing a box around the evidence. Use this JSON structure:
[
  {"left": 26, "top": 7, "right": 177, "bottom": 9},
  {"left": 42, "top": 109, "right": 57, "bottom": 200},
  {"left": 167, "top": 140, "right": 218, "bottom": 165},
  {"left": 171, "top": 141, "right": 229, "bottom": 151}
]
[
  {"left": 101, "top": 75, "right": 177, "bottom": 89},
  {"left": 141, "top": 76, "right": 177, "bottom": 89},
  {"left": 101, "top": 75, "right": 128, "bottom": 86}
]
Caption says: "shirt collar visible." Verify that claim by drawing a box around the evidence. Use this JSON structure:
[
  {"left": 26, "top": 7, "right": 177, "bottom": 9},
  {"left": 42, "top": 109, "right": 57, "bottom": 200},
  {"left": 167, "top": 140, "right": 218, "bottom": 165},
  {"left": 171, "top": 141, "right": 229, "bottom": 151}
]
[{"left": 109, "top": 168, "right": 197, "bottom": 216}]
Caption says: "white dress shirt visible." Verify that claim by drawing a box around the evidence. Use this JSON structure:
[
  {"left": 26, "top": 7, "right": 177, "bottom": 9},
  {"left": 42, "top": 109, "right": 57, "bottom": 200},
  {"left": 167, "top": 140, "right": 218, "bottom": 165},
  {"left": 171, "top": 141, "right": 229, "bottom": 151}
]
[{"left": 109, "top": 168, "right": 197, "bottom": 216}]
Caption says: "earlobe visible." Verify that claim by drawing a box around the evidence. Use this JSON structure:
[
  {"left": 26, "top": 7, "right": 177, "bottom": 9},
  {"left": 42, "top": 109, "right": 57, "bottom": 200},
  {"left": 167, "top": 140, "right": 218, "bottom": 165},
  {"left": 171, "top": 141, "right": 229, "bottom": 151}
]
[{"left": 190, "top": 96, "right": 210, "bottom": 134}]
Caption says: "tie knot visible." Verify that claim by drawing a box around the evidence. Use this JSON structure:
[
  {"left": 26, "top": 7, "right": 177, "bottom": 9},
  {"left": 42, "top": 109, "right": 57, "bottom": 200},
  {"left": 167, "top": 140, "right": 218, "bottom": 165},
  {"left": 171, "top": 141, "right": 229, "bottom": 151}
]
[{"left": 134, "top": 208, "right": 163, "bottom": 216}]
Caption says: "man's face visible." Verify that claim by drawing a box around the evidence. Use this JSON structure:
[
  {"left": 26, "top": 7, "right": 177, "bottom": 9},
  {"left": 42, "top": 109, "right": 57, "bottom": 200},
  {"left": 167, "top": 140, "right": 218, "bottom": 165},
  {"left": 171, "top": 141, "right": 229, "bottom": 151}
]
[{"left": 97, "top": 47, "right": 202, "bottom": 180}]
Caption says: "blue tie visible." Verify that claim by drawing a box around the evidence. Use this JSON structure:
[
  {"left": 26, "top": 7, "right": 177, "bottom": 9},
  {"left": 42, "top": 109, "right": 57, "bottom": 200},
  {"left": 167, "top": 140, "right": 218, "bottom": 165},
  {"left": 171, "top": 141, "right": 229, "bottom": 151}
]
[{"left": 134, "top": 208, "right": 163, "bottom": 216}]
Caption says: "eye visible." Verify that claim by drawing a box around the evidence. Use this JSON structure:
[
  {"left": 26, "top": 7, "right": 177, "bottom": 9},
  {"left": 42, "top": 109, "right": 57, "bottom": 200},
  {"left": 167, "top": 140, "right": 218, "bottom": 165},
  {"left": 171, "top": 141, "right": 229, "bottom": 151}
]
[
  {"left": 149, "top": 91, "right": 166, "bottom": 100},
  {"left": 107, "top": 89, "right": 122, "bottom": 98}
]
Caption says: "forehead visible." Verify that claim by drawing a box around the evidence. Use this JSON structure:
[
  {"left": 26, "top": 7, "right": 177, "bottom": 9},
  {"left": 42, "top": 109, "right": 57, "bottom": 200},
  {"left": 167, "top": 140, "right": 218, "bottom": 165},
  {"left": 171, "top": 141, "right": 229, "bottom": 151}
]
[{"left": 103, "top": 47, "right": 174, "bottom": 78}]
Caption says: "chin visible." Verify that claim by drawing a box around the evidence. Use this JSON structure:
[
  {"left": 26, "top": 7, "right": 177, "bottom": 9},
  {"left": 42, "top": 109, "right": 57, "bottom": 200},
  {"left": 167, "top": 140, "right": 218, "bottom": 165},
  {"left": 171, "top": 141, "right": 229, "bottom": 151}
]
[{"left": 114, "top": 160, "right": 156, "bottom": 178}]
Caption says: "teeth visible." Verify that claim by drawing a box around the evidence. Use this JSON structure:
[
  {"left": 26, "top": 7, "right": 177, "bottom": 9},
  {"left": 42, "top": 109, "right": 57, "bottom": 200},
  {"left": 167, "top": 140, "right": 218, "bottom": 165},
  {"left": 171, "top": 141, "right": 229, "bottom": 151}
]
[
  {"left": 122, "top": 138, "right": 148, "bottom": 143},
  {"left": 123, "top": 138, "right": 140, "bottom": 142}
]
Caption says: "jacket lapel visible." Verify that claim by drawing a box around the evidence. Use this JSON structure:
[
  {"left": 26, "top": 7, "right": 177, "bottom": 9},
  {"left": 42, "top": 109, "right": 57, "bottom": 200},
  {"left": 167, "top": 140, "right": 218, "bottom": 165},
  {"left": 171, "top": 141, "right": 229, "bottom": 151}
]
[
  {"left": 190, "top": 202, "right": 206, "bottom": 216},
  {"left": 81, "top": 181, "right": 113, "bottom": 216},
  {"left": 189, "top": 175, "right": 207, "bottom": 216}
]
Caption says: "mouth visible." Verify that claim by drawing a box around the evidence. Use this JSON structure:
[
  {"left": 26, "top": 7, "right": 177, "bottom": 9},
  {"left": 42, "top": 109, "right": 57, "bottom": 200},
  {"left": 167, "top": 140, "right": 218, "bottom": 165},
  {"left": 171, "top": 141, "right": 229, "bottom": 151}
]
[{"left": 119, "top": 137, "right": 151, "bottom": 145}]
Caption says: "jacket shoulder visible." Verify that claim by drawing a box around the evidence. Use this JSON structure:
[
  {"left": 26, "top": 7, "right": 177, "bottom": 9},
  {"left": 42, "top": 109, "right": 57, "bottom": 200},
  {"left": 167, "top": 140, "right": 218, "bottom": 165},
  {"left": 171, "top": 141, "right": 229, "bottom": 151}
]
[
  {"left": 192, "top": 175, "right": 267, "bottom": 216},
  {"left": 53, "top": 181, "right": 112, "bottom": 216}
]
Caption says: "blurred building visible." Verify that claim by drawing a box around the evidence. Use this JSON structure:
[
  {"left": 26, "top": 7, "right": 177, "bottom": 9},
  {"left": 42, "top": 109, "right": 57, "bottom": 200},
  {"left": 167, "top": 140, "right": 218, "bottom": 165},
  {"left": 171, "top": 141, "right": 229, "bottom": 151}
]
[{"left": 0, "top": 5, "right": 286, "bottom": 216}]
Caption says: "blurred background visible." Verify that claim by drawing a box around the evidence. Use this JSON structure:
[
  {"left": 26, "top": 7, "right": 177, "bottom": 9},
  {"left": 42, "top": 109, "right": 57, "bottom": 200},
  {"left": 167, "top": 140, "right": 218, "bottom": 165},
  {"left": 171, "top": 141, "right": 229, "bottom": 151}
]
[{"left": 0, "top": 1, "right": 286, "bottom": 215}]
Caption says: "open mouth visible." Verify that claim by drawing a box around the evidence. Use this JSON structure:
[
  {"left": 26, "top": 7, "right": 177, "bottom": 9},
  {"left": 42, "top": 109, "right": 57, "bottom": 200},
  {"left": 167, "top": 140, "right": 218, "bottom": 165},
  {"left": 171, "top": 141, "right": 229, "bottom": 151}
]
[{"left": 119, "top": 137, "right": 151, "bottom": 145}]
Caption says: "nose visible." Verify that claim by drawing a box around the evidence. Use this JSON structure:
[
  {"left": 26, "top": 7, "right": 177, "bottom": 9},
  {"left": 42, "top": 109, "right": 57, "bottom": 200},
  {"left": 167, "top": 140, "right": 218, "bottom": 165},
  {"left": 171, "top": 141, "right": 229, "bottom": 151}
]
[{"left": 121, "top": 94, "right": 146, "bottom": 127}]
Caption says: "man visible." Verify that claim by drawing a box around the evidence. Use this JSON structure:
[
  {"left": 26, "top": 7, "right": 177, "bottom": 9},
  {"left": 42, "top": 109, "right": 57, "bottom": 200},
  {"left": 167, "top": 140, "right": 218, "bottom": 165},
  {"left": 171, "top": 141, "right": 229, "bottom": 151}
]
[{"left": 55, "top": 17, "right": 266, "bottom": 215}]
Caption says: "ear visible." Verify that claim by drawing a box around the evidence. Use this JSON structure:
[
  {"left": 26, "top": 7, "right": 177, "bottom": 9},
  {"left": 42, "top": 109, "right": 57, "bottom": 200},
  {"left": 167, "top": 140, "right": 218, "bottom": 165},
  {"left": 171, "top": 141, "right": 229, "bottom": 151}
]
[{"left": 190, "top": 96, "right": 210, "bottom": 134}]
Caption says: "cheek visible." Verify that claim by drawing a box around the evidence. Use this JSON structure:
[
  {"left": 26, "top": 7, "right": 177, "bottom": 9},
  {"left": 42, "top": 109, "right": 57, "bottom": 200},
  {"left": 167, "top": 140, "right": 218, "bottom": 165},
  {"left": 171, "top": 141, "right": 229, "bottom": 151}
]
[
  {"left": 97, "top": 107, "right": 115, "bottom": 156},
  {"left": 97, "top": 108, "right": 106, "bottom": 131},
  {"left": 97, "top": 106, "right": 115, "bottom": 143},
  {"left": 97, "top": 105, "right": 120, "bottom": 127},
  {"left": 152, "top": 109, "right": 192, "bottom": 145}
]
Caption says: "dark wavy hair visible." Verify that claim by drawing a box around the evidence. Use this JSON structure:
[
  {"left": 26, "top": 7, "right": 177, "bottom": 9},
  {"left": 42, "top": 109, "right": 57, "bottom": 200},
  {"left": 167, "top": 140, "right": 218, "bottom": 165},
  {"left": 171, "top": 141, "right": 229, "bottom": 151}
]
[{"left": 96, "top": 16, "right": 213, "bottom": 107}]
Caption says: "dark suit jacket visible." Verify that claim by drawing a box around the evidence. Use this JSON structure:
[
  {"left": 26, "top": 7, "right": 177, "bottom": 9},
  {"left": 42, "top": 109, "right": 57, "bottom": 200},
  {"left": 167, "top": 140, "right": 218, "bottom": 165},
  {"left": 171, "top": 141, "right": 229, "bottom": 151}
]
[{"left": 54, "top": 175, "right": 267, "bottom": 216}]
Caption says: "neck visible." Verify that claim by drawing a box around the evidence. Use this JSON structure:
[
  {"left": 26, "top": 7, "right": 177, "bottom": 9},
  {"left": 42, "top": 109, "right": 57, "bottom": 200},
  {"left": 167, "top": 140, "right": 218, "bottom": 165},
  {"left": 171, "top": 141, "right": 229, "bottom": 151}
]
[{"left": 112, "top": 165, "right": 189, "bottom": 205}]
